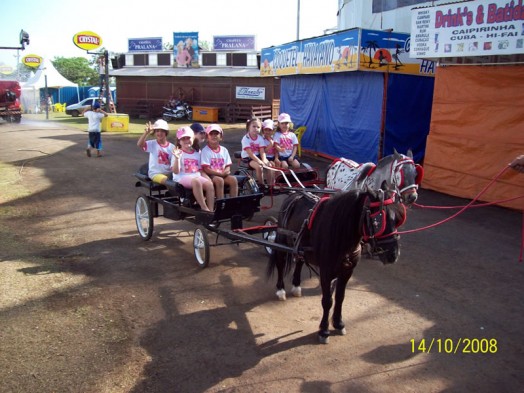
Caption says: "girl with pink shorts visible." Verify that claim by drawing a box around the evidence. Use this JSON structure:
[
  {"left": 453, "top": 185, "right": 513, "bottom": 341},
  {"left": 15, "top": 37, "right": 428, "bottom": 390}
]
[{"left": 173, "top": 126, "right": 215, "bottom": 212}]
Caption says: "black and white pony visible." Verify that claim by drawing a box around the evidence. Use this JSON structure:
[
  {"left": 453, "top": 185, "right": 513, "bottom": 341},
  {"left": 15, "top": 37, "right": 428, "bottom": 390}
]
[
  {"left": 267, "top": 187, "right": 406, "bottom": 344},
  {"left": 325, "top": 149, "right": 423, "bottom": 205}
]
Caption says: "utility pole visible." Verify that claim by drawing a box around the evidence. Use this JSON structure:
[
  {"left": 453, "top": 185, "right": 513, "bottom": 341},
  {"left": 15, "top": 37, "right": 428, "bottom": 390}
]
[{"left": 297, "top": 0, "right": 301, "bottom": 41}]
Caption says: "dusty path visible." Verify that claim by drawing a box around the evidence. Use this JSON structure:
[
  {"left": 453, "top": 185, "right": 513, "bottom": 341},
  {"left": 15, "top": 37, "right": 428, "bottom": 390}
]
[{"left": 0, "top": 119, "right": 523, "bottom": 393}]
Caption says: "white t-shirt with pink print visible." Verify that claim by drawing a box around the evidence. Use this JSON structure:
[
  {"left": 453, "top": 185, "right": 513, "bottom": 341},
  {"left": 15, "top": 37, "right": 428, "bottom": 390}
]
[
  {"left": 201, "top": 145, "right": 232, "bottom": 173},
  {"left": 274, "top": 131, "right": 298, "bottom": 158},
  {"left": 173, "top": 149, "right": 202, "bottom": 182}
]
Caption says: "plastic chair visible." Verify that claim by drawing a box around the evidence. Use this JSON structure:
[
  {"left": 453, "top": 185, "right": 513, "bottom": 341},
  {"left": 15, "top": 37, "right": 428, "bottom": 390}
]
[{"left": 294, "top": 126, "right": 307, "bottom": 157}]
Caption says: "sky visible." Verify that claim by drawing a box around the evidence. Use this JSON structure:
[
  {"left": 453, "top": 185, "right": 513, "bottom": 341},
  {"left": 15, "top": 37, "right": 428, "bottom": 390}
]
[{"left": 0, "top": 0, "right": 338, "bottom": 69}]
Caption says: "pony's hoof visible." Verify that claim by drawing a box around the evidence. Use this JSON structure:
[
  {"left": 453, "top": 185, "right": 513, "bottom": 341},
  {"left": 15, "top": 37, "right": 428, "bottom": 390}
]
[
  {"left": 276, "top": 289, "right": 286, "bottom": 301},
  {"left": 291, "top": 286, "right": 302, "bottom": 297},
  {"left": 336, "top": 327, "right": 347, "bottom": 336},
  {"left": 318, "top": 334, "right": 330, "bottom": 344}
]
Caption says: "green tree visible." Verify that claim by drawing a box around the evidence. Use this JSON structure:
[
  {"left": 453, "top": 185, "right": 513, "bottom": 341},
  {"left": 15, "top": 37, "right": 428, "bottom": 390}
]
[{"left": 52, "top": 57, "right": 98, "bottom": 86}]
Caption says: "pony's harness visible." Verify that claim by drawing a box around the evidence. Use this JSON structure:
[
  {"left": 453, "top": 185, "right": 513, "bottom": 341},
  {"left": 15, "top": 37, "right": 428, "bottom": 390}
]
[{"left": 362, "top": 195, "right": 405, "bottom": 242}]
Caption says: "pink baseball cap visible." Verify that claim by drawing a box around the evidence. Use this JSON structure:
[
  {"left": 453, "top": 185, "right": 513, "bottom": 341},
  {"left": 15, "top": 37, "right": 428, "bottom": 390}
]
[
  {"left": 176, "top": 126, "right": 194, "bottom": 139},
  {"left": 205, "top": 124, "right": 223, "bottom": 134},
  {"left": 278, "top": 113, "right": 291, "bottom": 123}
]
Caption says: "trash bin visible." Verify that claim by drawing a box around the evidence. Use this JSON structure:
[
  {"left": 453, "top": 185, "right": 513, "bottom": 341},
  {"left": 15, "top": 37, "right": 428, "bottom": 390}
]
[
  {"left": 102, "top": 113, "right": 129, "bottom": 132},
  {"left": 192, "top": 106, "right": 218, "bottom": 122}
]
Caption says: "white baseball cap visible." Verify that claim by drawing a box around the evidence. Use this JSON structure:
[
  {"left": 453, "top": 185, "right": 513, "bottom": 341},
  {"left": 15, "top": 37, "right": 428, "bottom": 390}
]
[
  {"left": 278, "top": 113, "right": 292, "bottom": 123},
  {"left": 262, "top": 119, "right": 274, "bottom": 130},
  {"left": 152, "top": 119, "right": 169, "bottom": 131}
]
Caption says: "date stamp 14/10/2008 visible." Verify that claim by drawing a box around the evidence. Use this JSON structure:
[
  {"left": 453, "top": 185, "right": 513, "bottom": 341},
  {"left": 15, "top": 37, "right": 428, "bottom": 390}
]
[{"left": 410, "top": 338, "right": 498, "bottom": 354}]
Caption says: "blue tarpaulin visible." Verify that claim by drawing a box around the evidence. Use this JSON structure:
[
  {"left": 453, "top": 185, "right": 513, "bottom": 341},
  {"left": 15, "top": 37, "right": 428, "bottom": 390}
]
[
  {"left": 280, "top": 71, "right": 434, "bottom": 163},
  {"left": 383, "top": 73, "right": 435, "bottom": 163},
  {"left": 280, "top": 72, "right": 383, "bottom": 163}
]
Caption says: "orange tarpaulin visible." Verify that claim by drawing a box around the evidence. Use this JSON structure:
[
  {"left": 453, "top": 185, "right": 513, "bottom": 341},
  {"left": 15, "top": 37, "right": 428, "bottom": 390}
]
[{"left": 423, "top": 65, "right": 524, "bottom": 210}]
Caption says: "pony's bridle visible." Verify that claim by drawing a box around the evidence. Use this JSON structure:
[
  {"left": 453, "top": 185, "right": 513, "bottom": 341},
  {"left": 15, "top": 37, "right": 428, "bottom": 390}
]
[{"left": 391, "top": 157, "right": 424, "bottom": 200}]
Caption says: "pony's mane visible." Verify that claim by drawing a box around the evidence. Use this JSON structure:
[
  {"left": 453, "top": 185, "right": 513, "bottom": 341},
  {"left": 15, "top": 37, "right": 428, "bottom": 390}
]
[
  {"left": 310, "top": 190, "right": 368, "bottom": 268},
  {"left": 377, "top": 154, "right": 397, "bottom": 168}
]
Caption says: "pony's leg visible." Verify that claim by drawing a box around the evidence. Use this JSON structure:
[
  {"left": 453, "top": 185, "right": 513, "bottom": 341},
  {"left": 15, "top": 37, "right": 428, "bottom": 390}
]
[
  {"left": 318, "top": 274, "right": 333, "bottom": 344},
  {"left": 332, "top": 249, "right": 360, "bottom": 335},
  {"left": 275, "top": 252, "right": 287, "bottom": 301},
  {"left": 291, "top": 258, "right": 304, "bottom": 297}
]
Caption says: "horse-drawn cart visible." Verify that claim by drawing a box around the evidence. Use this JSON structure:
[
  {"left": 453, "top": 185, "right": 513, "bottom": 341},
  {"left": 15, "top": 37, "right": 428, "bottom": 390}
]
[{"left": 134, "top": 166, "right": 290, "bottom": 267}]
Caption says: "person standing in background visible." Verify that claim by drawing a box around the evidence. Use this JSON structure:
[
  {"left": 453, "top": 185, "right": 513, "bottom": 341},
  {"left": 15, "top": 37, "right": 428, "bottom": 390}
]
[{"left": 82, "top": 101, "right": 107, "bottom": 157}]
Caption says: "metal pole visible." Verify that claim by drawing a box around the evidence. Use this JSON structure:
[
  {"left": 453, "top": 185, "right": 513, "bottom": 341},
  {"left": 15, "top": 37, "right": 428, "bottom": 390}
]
[
  {"left": 45, "top": 74, "right": 49, "bottom": 120},
  {"left": 104, "top": 50, "right": 110, "bottom": 112},
  {"left": 296, "top": 0, "right": 301, "bottom": 41}
]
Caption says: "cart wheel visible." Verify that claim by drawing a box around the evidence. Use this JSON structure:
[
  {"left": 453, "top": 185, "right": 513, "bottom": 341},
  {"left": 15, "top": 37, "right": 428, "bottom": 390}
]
[
  {"left": 263, "top": 216, "right": 278, "bottom": 255},
  {"left": 193, "top": 228, "right": 210, "bottom": 268},
  {"left": 135, "top": 195, "right": 154, "bottom": 240},
  {"left": 239, "top": 176, "right": 259, "bottom": 195}
]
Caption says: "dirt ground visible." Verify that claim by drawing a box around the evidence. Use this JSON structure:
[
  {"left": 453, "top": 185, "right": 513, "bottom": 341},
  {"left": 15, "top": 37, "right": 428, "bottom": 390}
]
[{"left": 0, "top": 119, "right": 523, "bottom": 393}]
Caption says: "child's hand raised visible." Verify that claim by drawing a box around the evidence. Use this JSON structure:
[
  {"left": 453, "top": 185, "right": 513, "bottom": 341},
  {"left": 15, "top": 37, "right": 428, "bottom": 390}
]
[
  {"left": 173, "top": 146, "right": 182, "bottom": 159},
  {"left": 145, "top": 121, "right": 155, "bottom": 135}
]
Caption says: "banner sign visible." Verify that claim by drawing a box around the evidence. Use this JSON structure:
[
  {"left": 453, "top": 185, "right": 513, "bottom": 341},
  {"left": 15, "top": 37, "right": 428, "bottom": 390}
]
[
  {"left": 73, "top": 31, "right": 102, "bottom": 51},
  {"left": 411, "top": 0, "right": 524, "bottom": 58},
  {"left": 22, "top": 54, "right": 43, "bottom": 68},
  {"left": 128, "top": 37, "right": 163, "bottom": 52},
  {"left": 235, "top": 86, "right": 266, "bottom": 100},
  {"left": 261, "top": 28, "right": 435, "bottom": 77},
  {"left": 173, "top": 32, "right": 199, "bottom": 68},
  {"left": 213, "top": 35, "right": 256, "bottom": 51}
]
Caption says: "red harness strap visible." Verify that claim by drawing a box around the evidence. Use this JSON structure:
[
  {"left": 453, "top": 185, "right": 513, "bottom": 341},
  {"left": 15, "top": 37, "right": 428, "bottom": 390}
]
[{"left": 307, "top": 196, "right": 330, "bottom": 230}]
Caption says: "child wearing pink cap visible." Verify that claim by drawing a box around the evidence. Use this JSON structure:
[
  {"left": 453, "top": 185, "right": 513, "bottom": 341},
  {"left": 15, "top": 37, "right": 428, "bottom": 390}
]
[
  {"left": 274, "top": 113, "right": 300, "bottom": 169},
  {"left": 201, "top": 124, "right": 238, "bottom": 199},
  {"left": 173, "top": 126, "right": 215, "bottom": 211}
]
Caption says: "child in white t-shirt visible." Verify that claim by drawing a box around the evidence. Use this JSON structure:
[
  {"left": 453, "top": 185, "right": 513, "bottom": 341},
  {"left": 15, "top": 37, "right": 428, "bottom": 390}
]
[
  {"left": 274, "top": 113, "right": 300, "bottom": 169},
  {"left": 201, "top": 124, "right": 238, "bottom": 199},
  {"left": 173, "top": 126, "right": 215, "bottom": 211},
  {"left": 240, "top": 117, "right": 269, "bottom": 184},
  {"left": 137, "top": 119, "right": 174, "bottom": 184}
]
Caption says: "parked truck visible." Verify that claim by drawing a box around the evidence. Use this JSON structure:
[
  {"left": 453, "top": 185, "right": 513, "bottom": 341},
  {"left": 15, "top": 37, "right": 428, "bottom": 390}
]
[{"left": 0, "top": 80, "right": 22, "bottom": 123}]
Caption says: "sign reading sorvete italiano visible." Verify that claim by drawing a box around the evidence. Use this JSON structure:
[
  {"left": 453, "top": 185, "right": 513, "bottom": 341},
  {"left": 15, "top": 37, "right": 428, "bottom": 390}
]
[{"left": 410, "top": 0, "right": 524, "bottom": 58}]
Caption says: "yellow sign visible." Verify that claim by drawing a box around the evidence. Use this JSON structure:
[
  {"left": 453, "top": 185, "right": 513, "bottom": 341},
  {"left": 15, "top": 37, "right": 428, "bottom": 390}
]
[
  {"left": 22, "top": 54, "right": 43, "bottom": 68},
  {"left": 0, "top": 65, "right": 14, "bottom": 75},
  {"left": 73, "top": 31, "right": 102, "bottom": 51}
]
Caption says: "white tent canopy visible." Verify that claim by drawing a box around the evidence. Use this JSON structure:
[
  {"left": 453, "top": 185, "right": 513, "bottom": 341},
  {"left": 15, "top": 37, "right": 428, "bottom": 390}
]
[{"left": 21, "top": 59, "right": 79, "bottom": 113}]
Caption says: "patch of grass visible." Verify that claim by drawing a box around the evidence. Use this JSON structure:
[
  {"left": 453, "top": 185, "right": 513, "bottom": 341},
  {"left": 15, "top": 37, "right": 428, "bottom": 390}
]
[
  {"left": 0, "top": 162, "right": 31, "bottom": 205},
  {"left": 23, "top": 111, "right": 246, "bottom": 136}
]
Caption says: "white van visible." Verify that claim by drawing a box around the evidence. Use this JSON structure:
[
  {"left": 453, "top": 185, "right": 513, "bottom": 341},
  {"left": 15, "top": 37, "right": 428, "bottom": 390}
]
[{"left": 65, "top": 97, "right": 105, "bottom": 117}]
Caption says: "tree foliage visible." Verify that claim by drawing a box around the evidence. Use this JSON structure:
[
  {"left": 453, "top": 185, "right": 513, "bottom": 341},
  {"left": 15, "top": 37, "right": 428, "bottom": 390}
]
[{"left": 52, "top": 57, "right": 98, "bottom": 86}]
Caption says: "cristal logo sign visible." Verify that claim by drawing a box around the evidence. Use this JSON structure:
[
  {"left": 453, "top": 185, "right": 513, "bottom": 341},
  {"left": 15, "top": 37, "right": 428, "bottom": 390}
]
[
  {"left": 73, "top": 31, "right": 103, "bottom": 51},
  {"left": 22, "top": 54, "right": 43, "bottom": 68}
]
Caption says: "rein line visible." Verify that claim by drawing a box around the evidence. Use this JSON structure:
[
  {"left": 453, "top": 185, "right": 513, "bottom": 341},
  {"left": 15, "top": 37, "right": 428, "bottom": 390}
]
[{"left": 396, "top": 165, "right": 523, "bottom": 262}]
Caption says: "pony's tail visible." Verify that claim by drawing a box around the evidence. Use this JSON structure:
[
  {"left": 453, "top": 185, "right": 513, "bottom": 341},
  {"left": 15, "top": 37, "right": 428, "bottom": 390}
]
[{"left": 266, "top": 233, "right": 293, "bottom": 279}]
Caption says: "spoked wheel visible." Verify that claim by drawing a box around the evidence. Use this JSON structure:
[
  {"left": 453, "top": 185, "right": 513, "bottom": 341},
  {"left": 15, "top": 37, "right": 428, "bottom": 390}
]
[
  {"left": 238, "top": 173, "right": 259, "bottom": 195},
  {"left": 263, "top": 216, "right": 278, "bottom": 255},
  {"left": 193, "top": 228, "right": 210, "bottom": 268},
  {"left": 135, "top": 195, "right": 153, "bottom": 240},
  {"left": 238, "top": 175, "right": 260, "bottom": 221}
]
